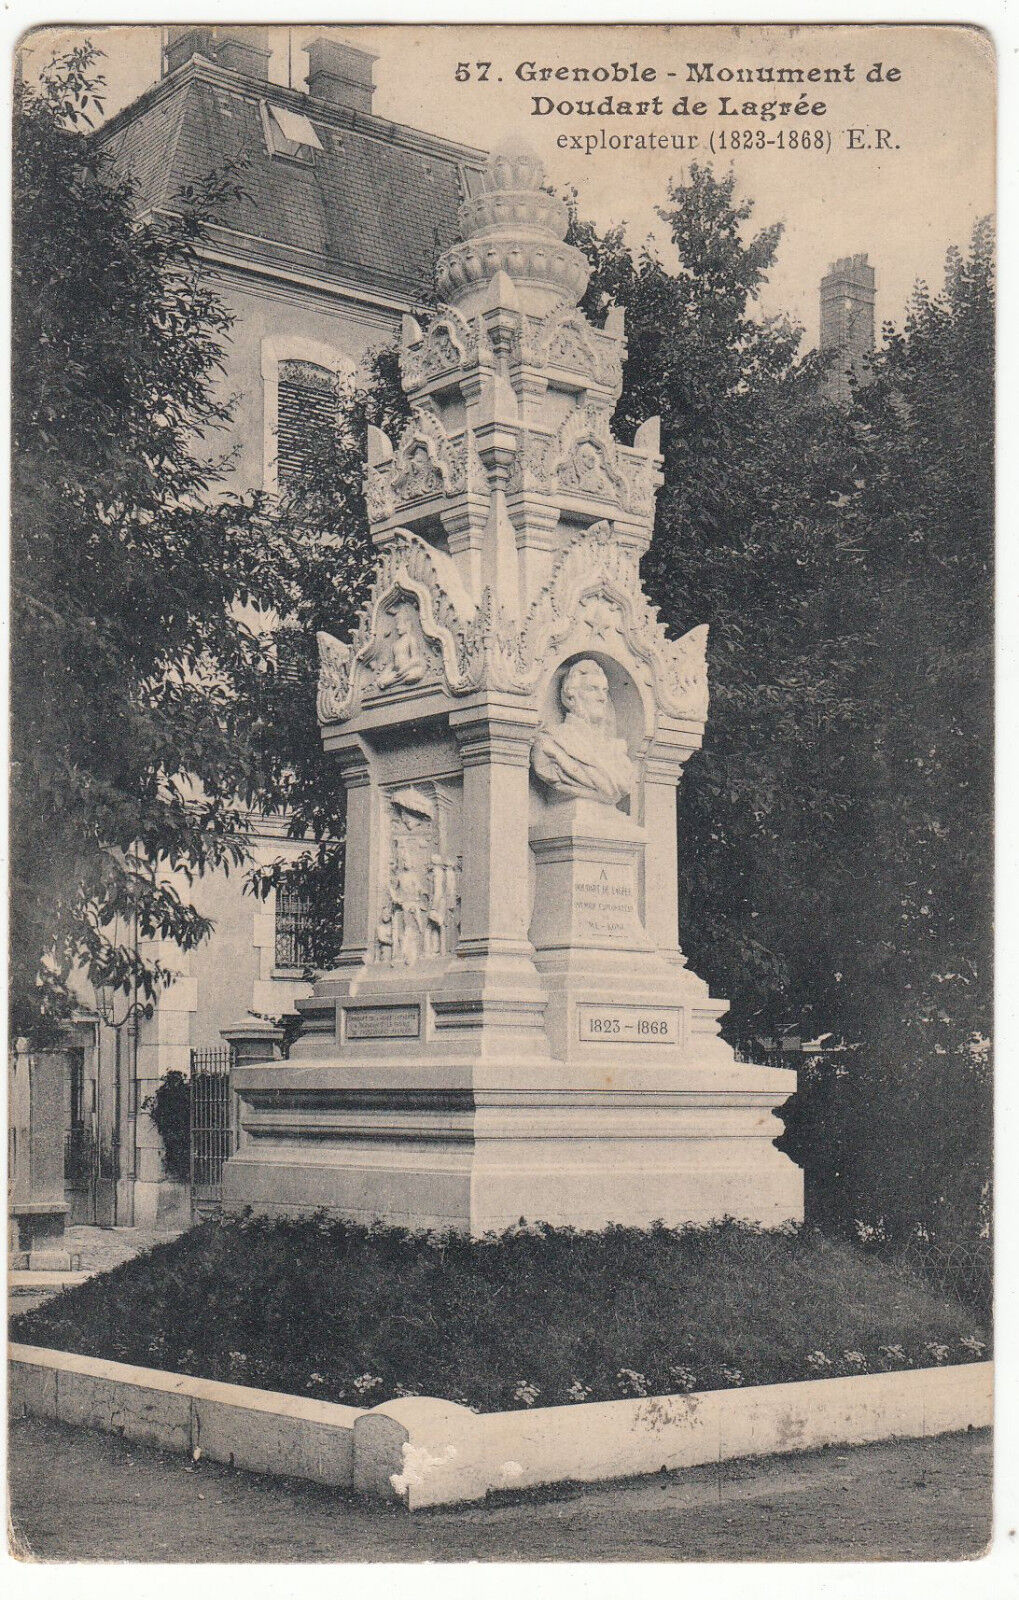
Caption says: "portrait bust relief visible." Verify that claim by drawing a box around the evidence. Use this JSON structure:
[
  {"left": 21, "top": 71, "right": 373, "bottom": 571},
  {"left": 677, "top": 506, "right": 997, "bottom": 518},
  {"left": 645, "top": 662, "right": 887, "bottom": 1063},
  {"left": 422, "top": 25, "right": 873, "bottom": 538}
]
[{"left": 531, "top": 657, "right": 635, "bottom": 806}]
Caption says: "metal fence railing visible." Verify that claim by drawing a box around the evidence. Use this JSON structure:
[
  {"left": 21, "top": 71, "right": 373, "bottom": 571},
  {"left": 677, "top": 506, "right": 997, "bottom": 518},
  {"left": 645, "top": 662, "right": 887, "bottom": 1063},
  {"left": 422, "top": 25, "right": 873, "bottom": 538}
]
[
  {"left": 189, "top": 1045, "right": 236, "bottom": 1218},
  {"left": 896, "top": 1236, "right": 993, "bottom": 1325}
]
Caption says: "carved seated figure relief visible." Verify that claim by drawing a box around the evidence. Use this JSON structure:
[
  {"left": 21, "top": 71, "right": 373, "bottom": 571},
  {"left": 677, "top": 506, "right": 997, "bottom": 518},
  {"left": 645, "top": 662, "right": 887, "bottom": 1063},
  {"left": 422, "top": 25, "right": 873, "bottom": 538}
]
[
  {"left": 531, "top": 657, "right": 635, "bottom": 806},
  {"left": 376, "top": 601, "right": 427, "bottom": 690}
]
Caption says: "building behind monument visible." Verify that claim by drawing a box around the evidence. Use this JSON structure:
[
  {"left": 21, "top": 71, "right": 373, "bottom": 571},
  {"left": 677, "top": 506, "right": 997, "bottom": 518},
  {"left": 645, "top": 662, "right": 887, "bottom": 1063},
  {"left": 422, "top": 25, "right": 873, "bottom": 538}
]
[{"left": 12, "top": 26, "right": 487, "bottom": 1248}]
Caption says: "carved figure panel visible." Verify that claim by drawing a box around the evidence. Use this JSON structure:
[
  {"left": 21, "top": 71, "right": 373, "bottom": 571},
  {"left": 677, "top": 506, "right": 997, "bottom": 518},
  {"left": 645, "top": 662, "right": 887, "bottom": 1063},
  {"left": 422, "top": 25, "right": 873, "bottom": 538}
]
[
  {"left": 512, "top": 405, "right": 634, "bottom": 513},
  {"left": 365, "top": 462, "right": 395, "bottom": 522},
  {"left": 316, "top": 533, "right": 478, "bottom": 723},
  {"left": 389, "top": 405, "right": 472, "bottom": 512},
  {"left": 374, "top": 785, "right": 461, "bottom": 966},
  {"left": 558, "top": 436, "right": 625, "bottom": 504},
  {"left": 371, "top": 599, "right": 432, "bottom": 693}
]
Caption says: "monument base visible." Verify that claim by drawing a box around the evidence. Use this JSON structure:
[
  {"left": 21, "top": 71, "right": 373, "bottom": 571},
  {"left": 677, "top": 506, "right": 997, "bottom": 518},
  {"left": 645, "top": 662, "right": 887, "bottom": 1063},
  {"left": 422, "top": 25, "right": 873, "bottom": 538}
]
[{"left": 222, "top": 1056, "right": 802, "bottom": 1235}]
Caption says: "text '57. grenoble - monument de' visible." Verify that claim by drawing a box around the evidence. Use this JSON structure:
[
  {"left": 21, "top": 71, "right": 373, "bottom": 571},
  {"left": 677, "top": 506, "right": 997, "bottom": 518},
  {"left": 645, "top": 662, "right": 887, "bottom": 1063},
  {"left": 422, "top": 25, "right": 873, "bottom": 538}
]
[{"left": 223, "top": 140, "right": 803, "bottom": 1234}]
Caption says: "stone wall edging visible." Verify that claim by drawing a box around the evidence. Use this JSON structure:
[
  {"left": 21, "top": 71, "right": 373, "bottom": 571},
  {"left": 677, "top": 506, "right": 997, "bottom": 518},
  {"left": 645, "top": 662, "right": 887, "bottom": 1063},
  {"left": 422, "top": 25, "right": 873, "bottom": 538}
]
[
  {"left": 9, "top": 1343, "right": 992, "bottom": 1510},
  {"left": 9, "top": 1343, "right": 366, "bottom": 1488}
]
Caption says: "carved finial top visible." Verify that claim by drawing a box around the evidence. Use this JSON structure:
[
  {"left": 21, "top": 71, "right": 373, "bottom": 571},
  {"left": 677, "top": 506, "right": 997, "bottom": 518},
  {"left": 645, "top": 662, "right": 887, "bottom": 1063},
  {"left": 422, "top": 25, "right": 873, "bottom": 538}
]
[
  {"left": 456, "top": 139, "right": 568, "bottom": 246},
  {"left": 437, "top": 139, "right": 589, "bottom": 315},
  {"left": 482, "top": 137, "right": 546, "bottom": 196}
]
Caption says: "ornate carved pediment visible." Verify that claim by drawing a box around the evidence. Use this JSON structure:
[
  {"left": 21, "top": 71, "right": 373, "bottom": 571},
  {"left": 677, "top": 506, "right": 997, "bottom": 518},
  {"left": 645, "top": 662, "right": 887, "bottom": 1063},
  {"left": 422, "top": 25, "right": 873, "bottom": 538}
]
[
  {"left": 519, "top": 521, "right": 709, "bottom": 722},
  {"left": 320, "top": 523, "right": 707, "bottom": 724},
  {"left": 317, "top": 533, "right": 477, "bottom": 723},
  {"left": 614, "top": 447, "right": 659, "bottom": 517},
  {"left": 660, "top": 624, "right": 709, "bottom": 722},
  {"left": 519, "top": 307, "right": 622, "bottom": 393},
  {"left": 400, "top": 306, "right": 492, "bottom": 390},
  {"left": 511, "top": 405, "right": 638, "bottom": 513},
  {"left": 392, "top": 404, "right": 465, "bottom": 503},
  {"left": 366, "top": 405, "right": 488, "bottom": 523}
]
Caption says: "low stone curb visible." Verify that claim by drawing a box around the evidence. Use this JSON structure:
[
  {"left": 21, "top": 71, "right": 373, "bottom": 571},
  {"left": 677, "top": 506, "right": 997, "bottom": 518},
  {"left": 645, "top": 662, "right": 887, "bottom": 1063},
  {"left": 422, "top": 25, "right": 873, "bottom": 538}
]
[
  {"left": 9, "top": 1343, "right": 992, "bottom": 1510},
  {"left": 9, "top": 1271, "right": 90, "bottom": 1291},
  {"left": 9, "top": 1344, "right": 365, "bottom": 1487}
]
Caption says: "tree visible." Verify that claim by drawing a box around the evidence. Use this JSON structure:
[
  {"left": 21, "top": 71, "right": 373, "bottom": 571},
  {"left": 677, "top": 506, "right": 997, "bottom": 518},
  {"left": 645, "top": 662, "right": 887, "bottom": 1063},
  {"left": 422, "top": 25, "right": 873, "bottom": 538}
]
[
  {"left": 777, "top": 223, "right": 994, "bottom": 1244},
  {"left": 11, "top": 46, "right": 284, "bottom": 1041},
  {"left": 568, "top": 174, "right": 992, "bottom": 1241},
  {"left": 572, "top": 167, "right": 867, "bottom": 1037},
  {"left": 840, "top": 220, "right": 993, "bottom": 1064}
]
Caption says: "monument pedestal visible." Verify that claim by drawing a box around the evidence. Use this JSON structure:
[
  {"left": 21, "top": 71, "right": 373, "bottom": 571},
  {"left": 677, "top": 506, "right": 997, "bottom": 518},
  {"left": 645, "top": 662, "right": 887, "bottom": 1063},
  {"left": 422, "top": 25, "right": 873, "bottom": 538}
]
[
  {"left": 223, "top": 1053, "right": 800, "bottom": 1233},
  {"left": 223, "top": 139, "right": 803, "bottom": 1234}
]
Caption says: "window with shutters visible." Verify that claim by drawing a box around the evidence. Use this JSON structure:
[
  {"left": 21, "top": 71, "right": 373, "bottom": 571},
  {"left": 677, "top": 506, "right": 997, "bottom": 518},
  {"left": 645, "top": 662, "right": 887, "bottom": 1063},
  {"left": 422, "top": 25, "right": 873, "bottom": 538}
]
[
  {"left": 276, "top": 359, "right": 338, "bottom": 487},
  {"left": 274, "top": 882, "right": 317, "bottom": 971}
]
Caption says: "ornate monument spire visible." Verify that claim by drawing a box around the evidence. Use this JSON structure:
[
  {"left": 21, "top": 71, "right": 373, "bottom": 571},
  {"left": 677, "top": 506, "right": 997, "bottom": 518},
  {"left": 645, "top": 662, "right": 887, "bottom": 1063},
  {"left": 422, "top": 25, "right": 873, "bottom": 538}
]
[{"left": 225, "top": 140, "right": 803, "bottom": 1238}]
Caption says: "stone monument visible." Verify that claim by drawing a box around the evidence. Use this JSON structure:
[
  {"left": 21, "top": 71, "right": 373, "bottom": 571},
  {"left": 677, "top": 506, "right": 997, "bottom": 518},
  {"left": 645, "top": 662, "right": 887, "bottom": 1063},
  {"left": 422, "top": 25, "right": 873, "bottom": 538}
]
[{"left": 223, "top": 141, "right": 802, "bottom": 1233}]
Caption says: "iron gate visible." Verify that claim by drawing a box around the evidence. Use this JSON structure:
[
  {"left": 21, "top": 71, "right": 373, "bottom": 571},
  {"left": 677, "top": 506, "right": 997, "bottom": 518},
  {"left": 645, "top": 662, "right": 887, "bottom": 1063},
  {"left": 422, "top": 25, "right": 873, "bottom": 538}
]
[{"left": 189, "top": 1045, "right": 236, "bottom": 1217}]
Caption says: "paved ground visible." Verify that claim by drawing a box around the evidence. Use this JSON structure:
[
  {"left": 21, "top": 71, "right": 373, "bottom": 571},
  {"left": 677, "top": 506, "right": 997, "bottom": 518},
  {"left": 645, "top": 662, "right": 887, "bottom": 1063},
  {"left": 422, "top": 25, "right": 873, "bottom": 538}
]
[
  {"left": 10, "top": 1225, "right": 184, "bottom": 1315},
  {"left": 60, "top": 1224, "right": 186, "bottom": 1273},
  {"left": 8, "top": 1415, "right": 991, "bottom": 1563}
]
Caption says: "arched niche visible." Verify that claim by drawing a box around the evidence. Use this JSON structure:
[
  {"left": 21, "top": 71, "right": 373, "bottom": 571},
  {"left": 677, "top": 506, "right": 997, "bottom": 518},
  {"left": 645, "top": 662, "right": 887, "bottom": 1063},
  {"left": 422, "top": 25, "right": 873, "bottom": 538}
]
[{"left": 534, "top": 649, "right": 648, "bottom": 819}]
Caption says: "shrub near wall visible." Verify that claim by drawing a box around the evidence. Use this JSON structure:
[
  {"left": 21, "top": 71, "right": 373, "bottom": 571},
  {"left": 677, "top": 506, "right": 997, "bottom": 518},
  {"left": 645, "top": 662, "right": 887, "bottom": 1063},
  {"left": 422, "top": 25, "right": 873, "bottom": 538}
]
[{"left": 143, "top": 1071, "right": 190, "bottom": 1183}]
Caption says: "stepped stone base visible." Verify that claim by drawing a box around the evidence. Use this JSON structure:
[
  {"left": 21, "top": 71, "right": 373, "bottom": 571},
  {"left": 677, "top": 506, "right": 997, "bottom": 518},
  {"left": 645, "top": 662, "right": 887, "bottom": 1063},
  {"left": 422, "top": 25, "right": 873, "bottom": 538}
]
[{"left": 222, "top": 1056, "right": 801, "bottom": 1235}]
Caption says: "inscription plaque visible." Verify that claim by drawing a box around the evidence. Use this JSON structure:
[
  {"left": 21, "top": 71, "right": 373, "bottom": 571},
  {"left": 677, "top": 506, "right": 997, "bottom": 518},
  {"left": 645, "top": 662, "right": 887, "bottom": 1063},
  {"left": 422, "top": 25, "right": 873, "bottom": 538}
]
[
  {"left": 345, "top": 1005, "right": 421, "bottom": 1041},
  {"left": 578, "top": 1004, "right": 682, "bottom": 1045},
  {"left": 572, "top": 860, "right": 642, "bottom": 941}
]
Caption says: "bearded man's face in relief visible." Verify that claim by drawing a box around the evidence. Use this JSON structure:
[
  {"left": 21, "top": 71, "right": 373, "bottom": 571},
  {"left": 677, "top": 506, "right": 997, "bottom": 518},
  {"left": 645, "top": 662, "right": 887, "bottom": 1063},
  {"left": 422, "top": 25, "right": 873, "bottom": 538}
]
[{"left": 562, "top": 662, "right": 610, "bottom": 729}]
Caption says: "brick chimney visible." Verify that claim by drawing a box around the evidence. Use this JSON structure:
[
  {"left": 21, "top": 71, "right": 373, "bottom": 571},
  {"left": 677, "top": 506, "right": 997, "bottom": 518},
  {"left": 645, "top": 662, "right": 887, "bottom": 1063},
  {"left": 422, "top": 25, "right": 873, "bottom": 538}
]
[
  {"left": 164, "top": 25, "right": 270, "bottom": 81},
  {"left": 214, "top": 27, "right": 271, "bottom": 80},
  {"left": 820, "top": 252, "right": 876, "bottom": 406},
  {"left": 304, "top": 37, "right": 377, "bottom": 113},
  {"left": 164, "top": 25, "right": 213, "bottom": 74}
]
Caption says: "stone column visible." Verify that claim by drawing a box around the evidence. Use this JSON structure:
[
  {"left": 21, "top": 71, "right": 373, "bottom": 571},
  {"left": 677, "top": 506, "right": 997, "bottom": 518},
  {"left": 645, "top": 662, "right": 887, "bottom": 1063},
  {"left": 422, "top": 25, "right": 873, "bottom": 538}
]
[
  {"left": 443, "top": 699, "right": 549, "bottom": 1058},
  {"left": 642, "top": 736, "right": 701, "bottom": 962},
  {"left": 221, "top": 1018, "right": 285, "bottom": 1065},
  {"left": 330, "top": 739, "right": 377, "bottom": 967},
  {"left": 8, "top": 1041, "right": 69, "bottom": 1256},
  {"left": 642, "top": 765, "right": 682, "bottom": 959},
  {"left": 450, "top": 702, "right": 537, "bottom": 961}
]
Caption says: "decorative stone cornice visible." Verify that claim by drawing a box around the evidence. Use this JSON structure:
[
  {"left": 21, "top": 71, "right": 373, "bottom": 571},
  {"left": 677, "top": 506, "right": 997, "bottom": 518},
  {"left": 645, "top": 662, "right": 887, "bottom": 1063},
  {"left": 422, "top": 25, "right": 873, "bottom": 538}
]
[{"left": 318, "top": 519, "right": 708, "bottom": 727}]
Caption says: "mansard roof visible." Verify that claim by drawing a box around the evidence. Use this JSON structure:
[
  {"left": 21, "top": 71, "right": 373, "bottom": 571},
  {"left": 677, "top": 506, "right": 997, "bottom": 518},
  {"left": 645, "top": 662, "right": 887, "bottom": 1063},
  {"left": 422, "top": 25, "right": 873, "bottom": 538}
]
[{"left": 96, "top": 55, "right": 487, "bottom": 306}]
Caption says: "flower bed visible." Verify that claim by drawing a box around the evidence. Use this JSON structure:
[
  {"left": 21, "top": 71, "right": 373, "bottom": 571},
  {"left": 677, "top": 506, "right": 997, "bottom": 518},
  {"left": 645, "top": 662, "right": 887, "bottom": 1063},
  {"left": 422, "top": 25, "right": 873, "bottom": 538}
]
[{"left": 9, "top": 1216, "right": 988, "bottom": 1414}]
